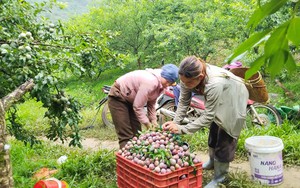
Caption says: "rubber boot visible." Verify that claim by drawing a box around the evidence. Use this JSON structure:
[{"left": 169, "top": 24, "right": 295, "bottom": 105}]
[
  {"left": 202, "top": 147, "right": 215, "bottom": 170},
  {"left": 204, "top": 160, "right": 229, "bottom": 188}
]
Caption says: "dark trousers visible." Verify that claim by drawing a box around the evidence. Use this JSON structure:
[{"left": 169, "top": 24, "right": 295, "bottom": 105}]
[
  {"left": 208, "top": 122, "right": 238, "bottom": 163},
  {"left": 108, "top": 95, "right": 141, "bottom": 149}
]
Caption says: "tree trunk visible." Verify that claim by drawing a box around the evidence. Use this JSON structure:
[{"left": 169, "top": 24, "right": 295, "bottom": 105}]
[
  {"left": 0, "top": 79, "right": 34, "bottom": 188},
  {"left": 137, "top": 56, "right": 141, "bottom": 69}
]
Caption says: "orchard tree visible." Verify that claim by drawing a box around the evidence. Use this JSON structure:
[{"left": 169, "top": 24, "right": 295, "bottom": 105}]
[
  {"left": 143, "top": 0, "right": 253, "bottom": 64},
  {"left": 69, "top": 0, "right": 253, "bottom": 68},
  {"left": 0, "top": 0, "right": 126, "bottom": 187},
  {"left": 227, "top": 0, "right": 300, "bottom": 78},
  {"left": 69, "top": 0, "right": 157, "bottom": 68}
]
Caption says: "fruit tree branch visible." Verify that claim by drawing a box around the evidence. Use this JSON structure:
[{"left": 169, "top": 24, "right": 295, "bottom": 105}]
[{"left": 1, "top": 79, "right": 35, "bottom": 111}]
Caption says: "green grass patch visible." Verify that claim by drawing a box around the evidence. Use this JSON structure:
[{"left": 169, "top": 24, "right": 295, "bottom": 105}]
[
  {"left": 16, "top": 99, "right": 49, "bottom": 136},
  {"left": 10, "top": 139, "right": 117, "bottom": 188},
  {"left": 63, "top": 67, "right": 129, "bottom": 107},
  {"left": 265, "top": 67, "right": 300, "bottom": 107}
]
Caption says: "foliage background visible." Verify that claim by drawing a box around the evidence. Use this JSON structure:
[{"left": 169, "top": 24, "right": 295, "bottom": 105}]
[{"left": 1, "top": 0, "right": 299, "bottom": 187}]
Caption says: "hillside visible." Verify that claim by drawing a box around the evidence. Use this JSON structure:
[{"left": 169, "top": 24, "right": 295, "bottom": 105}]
[{"left": 27, "top": 0, "right": 97, "bottom": 21}]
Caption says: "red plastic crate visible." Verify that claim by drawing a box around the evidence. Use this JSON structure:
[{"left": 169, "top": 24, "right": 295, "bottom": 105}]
[{"left": 116, "top": 153, "right": 202, "bottom": 188}]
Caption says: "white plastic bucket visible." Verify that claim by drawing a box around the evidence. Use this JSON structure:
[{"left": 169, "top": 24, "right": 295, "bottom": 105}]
[{"left": 245, "top": 136, "right": 284, "bottom": 186}]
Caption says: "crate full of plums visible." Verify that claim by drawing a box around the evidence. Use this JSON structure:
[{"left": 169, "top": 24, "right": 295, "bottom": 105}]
[{"left": 116, "top": 130, "right": 202, "bottom": 188}]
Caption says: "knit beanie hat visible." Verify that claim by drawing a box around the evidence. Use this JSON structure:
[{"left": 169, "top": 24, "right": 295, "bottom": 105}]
[{"left": 161, "top": 64, "right": 179, "bottom": 84}]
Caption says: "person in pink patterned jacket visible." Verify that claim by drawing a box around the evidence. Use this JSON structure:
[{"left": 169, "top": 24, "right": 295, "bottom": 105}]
[{"left": 108, "top": 64, "right": 178, "bottom": 148}]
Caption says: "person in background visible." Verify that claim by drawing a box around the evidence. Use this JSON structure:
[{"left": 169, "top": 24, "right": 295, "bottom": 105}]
[
  {"left": 162, "top": 56, "right": 249, "bottom": 188},
  {"left": 108, "top": 64, "right": 179, "bottom": 149}
]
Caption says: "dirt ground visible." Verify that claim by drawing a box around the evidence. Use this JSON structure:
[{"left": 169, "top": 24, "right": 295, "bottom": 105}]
[{"left": 79, "top": 138, "right": 300, "bottom": 188}]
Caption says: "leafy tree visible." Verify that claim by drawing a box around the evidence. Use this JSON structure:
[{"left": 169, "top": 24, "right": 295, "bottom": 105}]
[
  {"left": 144, "top": 0, "right": 253, "bottom": 63},
  {"left": 70, "top": 0, "right": 157, "bottom": 68},
  {"left": 227, "top": 0, "right": 300, "bottom": 78},
  {"left": 68, "top": 0, "right": 253, "bottom": 68},
  {"left": 0, "top": 0, "right": 126, "bottom": 186}
]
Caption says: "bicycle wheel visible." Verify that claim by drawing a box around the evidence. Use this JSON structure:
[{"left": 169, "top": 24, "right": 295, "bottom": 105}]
[
  {"left": 246, "top": 103, "right": 282, "bottom": 128},
  {"left": 101, "top": 102, "right": 115, "bottom": 129}
]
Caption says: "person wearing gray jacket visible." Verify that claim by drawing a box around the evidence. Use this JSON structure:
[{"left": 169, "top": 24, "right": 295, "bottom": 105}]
[{"left": 162, "top": 56, "right": 249, "bottom": 188}]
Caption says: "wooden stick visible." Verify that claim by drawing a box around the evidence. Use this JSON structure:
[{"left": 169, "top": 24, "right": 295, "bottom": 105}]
[{"left": 275, "top": 79, "right": 295, "bottom": 100}]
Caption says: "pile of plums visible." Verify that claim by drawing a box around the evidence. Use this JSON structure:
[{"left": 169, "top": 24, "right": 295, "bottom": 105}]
[{"left": 117, "top": 130, "right": 201, "bottom": 174}]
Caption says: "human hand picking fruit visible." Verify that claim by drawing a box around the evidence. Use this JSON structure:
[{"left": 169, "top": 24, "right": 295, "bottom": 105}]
[{"left": 162, "top": 121, "right": 179, "bottom": 134}]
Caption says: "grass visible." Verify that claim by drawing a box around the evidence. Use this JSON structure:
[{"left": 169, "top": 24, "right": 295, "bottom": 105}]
[
  {"left": 15, "top": 99, "right": 49, "bottom": 135},
  {"left": 265, "top": 68, "right": 300, "bottom": 107},
  {"left": 10, "top": 139, "right": 117, "bottom": 188},
  {"left": 11, "top": 139, "right": 70, "bottom": 187},
  {"left": 63, "top": 67, "right": 130, "bottom": 106},
  {"left": 201, "top": 170, "right": 269, "bottom": 188}
]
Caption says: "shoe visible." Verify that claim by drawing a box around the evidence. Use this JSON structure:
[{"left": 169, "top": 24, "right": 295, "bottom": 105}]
[
  {"left": 203, "top": 147, "right": 214, "bottom": 170},
  {"left": 204, "top": 159, "right": 229, "bottom": 188}
]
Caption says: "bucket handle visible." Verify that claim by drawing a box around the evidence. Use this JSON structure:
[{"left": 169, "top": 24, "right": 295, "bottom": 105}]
[{"left": 46, "top": 178, "right": 62, "bottom": 188}]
